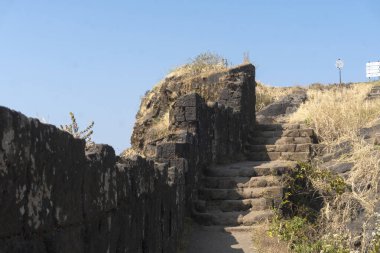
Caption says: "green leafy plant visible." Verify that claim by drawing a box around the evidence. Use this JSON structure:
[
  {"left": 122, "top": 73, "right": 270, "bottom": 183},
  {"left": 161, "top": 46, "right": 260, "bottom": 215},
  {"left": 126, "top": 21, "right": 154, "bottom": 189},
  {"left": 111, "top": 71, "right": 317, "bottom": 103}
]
[
  {"left": 60, "top": 112, "right": 95, "bottom": 149},
  {"left": 267, "top": 162, "right": 351, "bottom": 252},
  {"left": 281, "top": 162, "right": 348, "bottom": 220},
  {"left": 268, "top": 213, "right": 350, "bottom": 253}
]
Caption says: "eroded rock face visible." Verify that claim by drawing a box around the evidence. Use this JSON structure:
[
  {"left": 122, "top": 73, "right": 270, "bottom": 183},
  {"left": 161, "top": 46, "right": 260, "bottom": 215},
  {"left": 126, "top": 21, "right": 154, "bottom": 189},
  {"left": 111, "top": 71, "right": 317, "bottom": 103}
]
[
  {"left": 131, "top": 64, "right": 256, "bottom": 158},
  {"left": 256, "top": 90, "right": 307, "bottom": 124},
  {"left": 310, "top": 120, "right": 380, "bottom": 250}
]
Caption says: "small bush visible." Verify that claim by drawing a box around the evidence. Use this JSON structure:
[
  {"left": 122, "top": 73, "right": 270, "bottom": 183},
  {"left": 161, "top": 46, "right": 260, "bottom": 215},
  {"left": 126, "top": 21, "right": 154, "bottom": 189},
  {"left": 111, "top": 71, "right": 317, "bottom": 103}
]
[
  {"left": 268, "top": 213, "right": 350, "bottom": 253},
  {"left": 266, "top": 162, "right": 350, "bottom": 252},
  {"left": 281, "top": 162, "right": 347, "bottom": 221},
  {"left": 168, "top": 52, "right": 228, "bottom": 78},
  {"left": 60, "top": 112, "right": 95, "bottom": 150}
]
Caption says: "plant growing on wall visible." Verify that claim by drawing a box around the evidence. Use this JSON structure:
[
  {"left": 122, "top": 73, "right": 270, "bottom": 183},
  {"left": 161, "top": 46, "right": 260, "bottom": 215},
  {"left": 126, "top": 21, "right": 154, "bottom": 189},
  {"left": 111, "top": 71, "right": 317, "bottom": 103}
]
[{"left": 60, "top": 112, "right": 95, "bottom": 150}]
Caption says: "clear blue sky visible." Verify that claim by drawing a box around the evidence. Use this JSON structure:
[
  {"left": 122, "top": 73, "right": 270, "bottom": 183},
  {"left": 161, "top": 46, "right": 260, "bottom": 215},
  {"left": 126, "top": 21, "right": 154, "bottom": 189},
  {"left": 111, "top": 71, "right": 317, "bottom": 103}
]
[{"left": 1, "top": 0, "right": 379, "bottom": 153}]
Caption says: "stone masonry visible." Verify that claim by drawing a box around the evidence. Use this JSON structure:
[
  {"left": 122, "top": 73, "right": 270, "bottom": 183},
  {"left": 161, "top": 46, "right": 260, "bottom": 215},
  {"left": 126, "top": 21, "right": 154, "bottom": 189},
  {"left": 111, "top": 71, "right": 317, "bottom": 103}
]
[
  {"left": 0, "top": 106, "right": 185, "bottom": 253},
  {"left": 192, "top": 123, "right": 316, "bottom": 228},
  {"left": 0, "top": 63, "right": 258, "bottom": 252}
]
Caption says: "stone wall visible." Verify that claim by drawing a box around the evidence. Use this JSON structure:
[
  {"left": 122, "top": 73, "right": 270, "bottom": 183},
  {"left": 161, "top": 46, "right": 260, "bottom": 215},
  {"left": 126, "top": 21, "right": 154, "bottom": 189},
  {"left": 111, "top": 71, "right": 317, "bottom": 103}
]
[
  {"left": 156, "top": 63, "right": 256, "bottom": 214},
  {"left": 131, "top": 64, "right": 256, "bottom": 158},
  {"left": 0, "top": 63, "right": 256, "bottom": 253},
  {"left": 0, "top": 106, "right": 184, "bottom": 253}
]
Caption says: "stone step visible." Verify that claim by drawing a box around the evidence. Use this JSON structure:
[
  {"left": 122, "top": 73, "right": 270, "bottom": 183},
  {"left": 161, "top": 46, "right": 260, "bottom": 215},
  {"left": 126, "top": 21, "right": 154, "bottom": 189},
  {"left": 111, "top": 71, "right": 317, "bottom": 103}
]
[
  {"left": 224, "top": 226, "right": 254, "bottom": 232},
  {"left": 204, "top": 161, "right": 297, "bottom": 177},
  {"left": 194, "top": 198, "right": 276, "bottom": 213},
  {"left": 248, "top": 136, "right": 313, "bottom": 145},
  {"left": 198, "top": 186, "right": 283, "bottom": 201},
  {"left": 249, "top": 129, "right": 314, "bottom": 138},
  {"left": 245, "top": 144, "right": 311, "bottom": 153},
  {"left": 254, "top": 123, "right": 307, "bottom": 131},
  {"left": 192, "top": 210, "right": 275, "bottom": 226},
  {"left": 203, "top": 175, "right": 281, "bottom": 189},
  {"left": 246, "top": 151, "right": 310, "bottom": 162}
]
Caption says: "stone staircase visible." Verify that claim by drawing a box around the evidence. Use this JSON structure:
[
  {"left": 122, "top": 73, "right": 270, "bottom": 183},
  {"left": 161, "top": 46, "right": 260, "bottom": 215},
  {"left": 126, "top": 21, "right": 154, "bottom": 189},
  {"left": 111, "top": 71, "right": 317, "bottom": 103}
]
[
  {"left": 367, "top": 85, "right": 380, "bottom": 100},
  {"left": 192, "top": 123, "right": 316, "bottom": 228},
  {"left": 245, "top": 123, "right": 315, "bottom": 162}
]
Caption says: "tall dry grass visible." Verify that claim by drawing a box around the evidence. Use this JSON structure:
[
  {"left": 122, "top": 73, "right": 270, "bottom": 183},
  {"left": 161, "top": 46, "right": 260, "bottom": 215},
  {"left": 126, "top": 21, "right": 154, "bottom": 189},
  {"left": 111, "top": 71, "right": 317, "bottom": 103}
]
[
  {"left": 256, "top": 82, "right": 304, "bottom": 111},
  {"left": 290, "top": 82, "right": 380, "bottom": 144},
  {"left": 167, "top": 52, "right": 228, "bottom": 79},
  {"left": 289, "top": 81, "right": 380, "bottom": 252}
]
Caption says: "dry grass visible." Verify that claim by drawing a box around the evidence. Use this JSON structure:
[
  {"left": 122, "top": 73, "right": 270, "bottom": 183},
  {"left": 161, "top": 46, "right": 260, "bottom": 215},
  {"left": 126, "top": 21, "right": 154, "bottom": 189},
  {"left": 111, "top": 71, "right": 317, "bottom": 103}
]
[
  {"left": 144, "top": 111, "right": 170, "bottom": 142},
  {"left": 167, "top": 52, "right": 228, "bottom": 79},
  {"left": 133, "top": 53, "right": 235, "bottom": 155},
  {"left": 289, "top": 82, "right": 380, "bottom": 144},
  {"left": 256, "top": 82, "right": 304, "bottom": 111},
  {"left": 289, "top": 81, "right": 380, "bottom": 252},
  {"left": 252, "top": 223, "right": 289, "bottom": 253},
  {"left": 120, "top": 147, "right": 143, "bottom": 158}
]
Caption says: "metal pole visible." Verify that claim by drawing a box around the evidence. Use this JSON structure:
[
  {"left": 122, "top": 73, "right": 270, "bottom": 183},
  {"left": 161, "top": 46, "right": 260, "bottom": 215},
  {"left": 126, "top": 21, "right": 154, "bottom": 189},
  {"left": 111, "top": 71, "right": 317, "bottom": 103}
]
[{"left": 339, "top": 68, "right": 342, "bottom": 85}]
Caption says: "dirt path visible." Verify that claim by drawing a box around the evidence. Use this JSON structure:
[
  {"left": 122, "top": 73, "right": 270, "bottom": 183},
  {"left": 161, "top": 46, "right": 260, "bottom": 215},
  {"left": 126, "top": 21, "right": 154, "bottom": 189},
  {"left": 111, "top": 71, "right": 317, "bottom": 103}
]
[{"left": 184, "top": 224, "right": 256, "bottom": 253}]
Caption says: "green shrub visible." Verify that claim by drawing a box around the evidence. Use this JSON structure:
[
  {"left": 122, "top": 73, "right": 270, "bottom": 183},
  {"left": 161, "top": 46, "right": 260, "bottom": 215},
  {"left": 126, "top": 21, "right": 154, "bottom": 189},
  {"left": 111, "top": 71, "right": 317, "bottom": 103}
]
[
  {"left": 268, "top": 162, "right": 351, "bottom": 252},
  {"left": 268, "top": 214, "right": 350, "bottom": 253},
  {"left": 281, "top": 162, "right": 348, "bottom": 221},
  {"left": 60, "top": 112, "right": 95, "bottom": 150}
]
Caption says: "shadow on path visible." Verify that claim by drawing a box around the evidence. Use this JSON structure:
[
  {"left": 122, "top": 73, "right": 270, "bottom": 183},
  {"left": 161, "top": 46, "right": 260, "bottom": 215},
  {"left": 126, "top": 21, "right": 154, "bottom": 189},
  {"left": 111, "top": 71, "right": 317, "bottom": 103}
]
[{"left": 185, "top": 223, "right": 255, "bottom": 253}]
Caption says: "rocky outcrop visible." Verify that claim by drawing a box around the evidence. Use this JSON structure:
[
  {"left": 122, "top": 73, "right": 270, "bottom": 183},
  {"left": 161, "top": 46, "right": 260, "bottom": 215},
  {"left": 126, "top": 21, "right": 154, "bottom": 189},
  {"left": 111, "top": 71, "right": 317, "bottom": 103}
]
[
  {"left": 131, "top": 64, "right": 256, "bottom": 158},
  {"left": 256, "top": 90, "right": 307, "bottom": 124},
  {"left": 153, "top": 64, "right": 256, "bottom": 215}
]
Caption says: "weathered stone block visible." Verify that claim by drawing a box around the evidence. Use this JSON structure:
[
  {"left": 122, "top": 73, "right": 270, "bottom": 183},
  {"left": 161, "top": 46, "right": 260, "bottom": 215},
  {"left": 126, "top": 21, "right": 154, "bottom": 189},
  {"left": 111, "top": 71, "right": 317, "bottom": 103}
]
[
  {"left": 185, "top": 106, "right": 197, "bottom": 121},
  {"left": 0, "top": 107, "right": 29, "bottom": 237},
  {"left": 248, "top": 152, "right": 281, "bottom": 161},
  {"left": 45, "top": 130, "right": 85, "bottom": 229},
  {"left": 169, "top": 158, "right": 188, "bottom": 173},
  {"left": 0, "top": 107, "right": 86, "bottom": 235},
  {"left": 295, "top": 144, "right": 311, "bottom": 152},
  {"left": 281, "top": 152, "right": 310, "bottom": 161},
  {"left": 156, "top": 143, "right": 189, "bottom": 159},
  {"left": 299, "top": 129, "right": 314, "bottom": 137},
  {"left": 275, "top": 144, "right": 296, "bottom": 152},
  {"left": 175, "top": 93, "right": 201, "bottom": 107},
  {"left": 172, "top": 107, "right": 185, "bottom": 122},
  {"left": 294, "top": 137, "right": 312, "bottom": 144},
  {"left": 282, "top": 130, "right": 300, "bottom": 137},
  {"left": 274, "top": 137, "right": 294, "bottom": 145},
  {"left": 84, "top": 144, "right": 118, "bottom": 220}
]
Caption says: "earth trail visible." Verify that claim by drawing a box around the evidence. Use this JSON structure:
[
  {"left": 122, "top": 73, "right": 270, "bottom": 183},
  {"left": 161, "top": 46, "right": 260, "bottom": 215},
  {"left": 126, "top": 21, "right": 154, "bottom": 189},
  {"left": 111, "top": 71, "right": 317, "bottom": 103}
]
[{"left": 185, "top": 224, "right": 256, "bottom": 253}]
